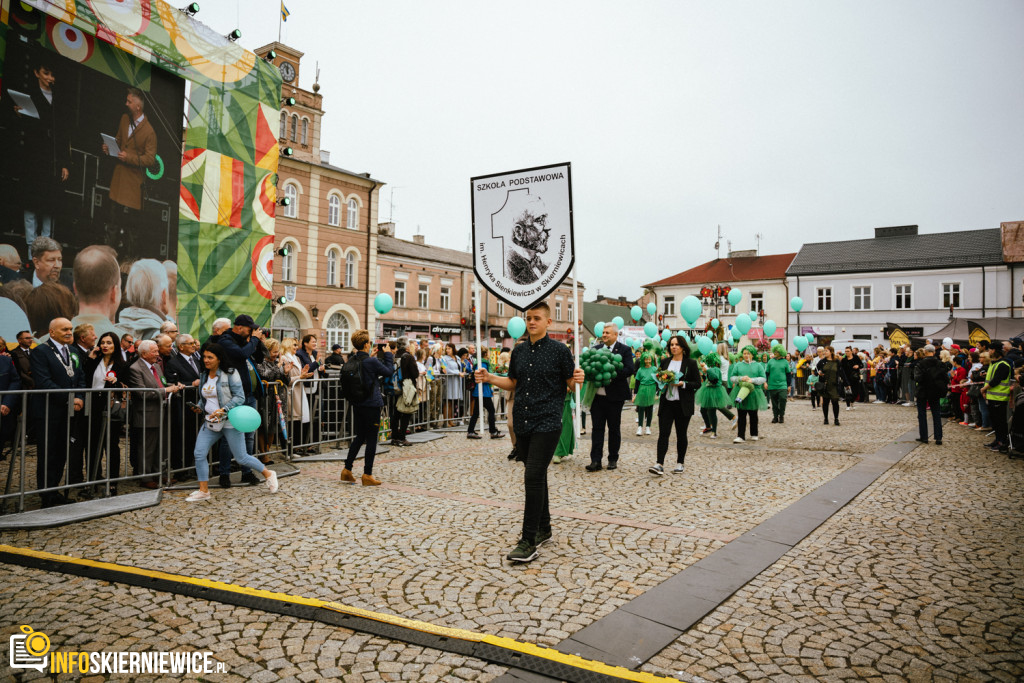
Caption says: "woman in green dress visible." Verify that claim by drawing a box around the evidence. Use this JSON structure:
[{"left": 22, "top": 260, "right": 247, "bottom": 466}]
[
  {"left": 633, "top": 352, "right": 658, "bottom": 435},
  {"left": 696, "top": 352, "right": 731, "bottom": 439},
  {"left": 729, "top": 345, "right": 768, "bottom": 443}
]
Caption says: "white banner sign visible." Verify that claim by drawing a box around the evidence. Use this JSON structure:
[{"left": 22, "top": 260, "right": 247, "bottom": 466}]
[{"left": 471, "top": 162, "right": 574, "bottom": 311}]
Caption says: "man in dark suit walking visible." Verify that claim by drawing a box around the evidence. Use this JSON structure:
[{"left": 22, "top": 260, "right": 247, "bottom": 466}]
[
  {"left": 164, "top": 334, "right": 202, "bottom": 478},
  {"left": 29, "top": 317, "right": 85, "bottom": 507},
  {"left": 10, "top": 330, "right": 35, "bottom": 390},
  {"left": 0, "top": 352, "right": 22, "bottom": 459},
  {"left": 586, "top": 323, "right": 635, "bottom": 472},
  {"left": 126, "top": 339, "right": 183, "bottom": 487}
]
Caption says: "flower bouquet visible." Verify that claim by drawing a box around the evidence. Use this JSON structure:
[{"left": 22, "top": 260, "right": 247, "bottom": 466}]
[{"left": 654, "top": 369, "right": 677, "bottom": 392}]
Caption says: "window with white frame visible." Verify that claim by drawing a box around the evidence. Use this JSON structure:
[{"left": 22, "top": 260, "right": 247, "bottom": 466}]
[
  {"left": 750, "top": 293, "right": 764, "bottom": 312},
  {"left": 325, "top": 312, "right": 351, "bottom": 352},
  {"left": 326, "top": 250, "right": 338, "bottom": 286},
  {"left": 852, "top": 285, "right": 872, "bottom": 310},
  {"left": 327, "top": 195, "right": 340, "bottom": 226},
  {"left": 347, "top": 198, "right": 358, "bottom": 229},
  {"left": 281, "top": 244, "right": 295, "bottom": 282},
  {"left": 894, "top": 284, "right": 912, "bottom": 310},
  {"left": 555, "top": 301, "right": 562, "bottom": 320},
  {"left": 817, "top": 287, "right": 832, "bottom": 311},
  {"left": 566, "top": 301, "right": 573, "bottom": 322},
  {"left": 283, "top": 184, "right": 297, "bottom": 218},
  {"left": 418, "top": 283, "right": 429, "bottom": 308},
  {"left": 942, "top": 282, "right": 961, "bottom": 308},
  {"left": 300, "top": 118, "right": 308, "bottom": 145},
  {"left": 497, "top": 300, "right": 504, "bottom": 316},
  {"left": 440, "top": 286, "right": 450, "bottom": 311},
  {"left": 663, "top": 296, "right": 675, "bottom": 316},
  {"left": 394, "top": 281, "right": 406, "bottom": 307},
  {"left": 345, "top": 252, "right": 356, "bottom": 288}
]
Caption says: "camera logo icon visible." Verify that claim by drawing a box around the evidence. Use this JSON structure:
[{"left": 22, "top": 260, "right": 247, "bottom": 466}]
[{"left": 9, "top": 625, "right": 50, "bottom": 672}]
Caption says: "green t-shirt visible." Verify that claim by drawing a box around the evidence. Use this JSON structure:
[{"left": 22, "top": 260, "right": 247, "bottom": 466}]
[{"left": 765, "top": 357, "right": 791, "bottom": 390}]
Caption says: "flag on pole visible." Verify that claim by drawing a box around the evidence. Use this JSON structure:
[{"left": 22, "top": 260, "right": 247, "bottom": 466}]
[{"left": 281, "top": 2, "right": 291, "bottom": 21}]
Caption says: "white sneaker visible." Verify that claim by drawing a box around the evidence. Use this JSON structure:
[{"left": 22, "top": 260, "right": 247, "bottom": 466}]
[
  {"left": 672, "top": 464, "right": 685, "bottom": 474},
  {"left": 846, "top": 407, "right": 851, "bottom": 411},
  {"left": 709, "top": 433, "right": 717, "bottom": 439},
  {"left": 648, "top": 464, "right": 664, "bottom": 476},
  {"left": 185, "top": 490, "right": 210, "bottom": 502},
  {"left": 750, "top": 435, "right": 759, "bottom": 441},
  {"left": 733, "top": 437, "right": 745, "bottom": 444},
  {"left": 636, "top": 426, "right": 643, "bottom": 436},
  {"left": 645, "top": 427, "right": 651, "bottom": 435},
  {"left": 266, "top": 470, "right": 280, "bottom": 494}
]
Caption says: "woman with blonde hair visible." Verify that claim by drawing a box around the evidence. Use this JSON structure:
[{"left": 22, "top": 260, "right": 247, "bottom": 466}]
[{"left": 279, "top": 337, "right": 313, "bottom": 451}]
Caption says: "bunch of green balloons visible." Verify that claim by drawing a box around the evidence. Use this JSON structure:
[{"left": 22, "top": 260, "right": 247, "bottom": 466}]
[{"left": 580, "top": 347, "right": 622, "bottom": 388}]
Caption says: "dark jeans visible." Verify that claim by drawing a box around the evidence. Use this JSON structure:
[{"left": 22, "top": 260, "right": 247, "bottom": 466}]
[
  {"left": 822, "top": 398, "right": 840, "bottom": 421},
  {"left": 516, "top": 430, "right": 560, "bottom": 545},
  {"left": 700, "top": 407, "right": 717, "bottom": 434},
  {"left": 737, "top": 409, "right": 758, "bottom": 439},
  {"left": 656, "top": 400, "right": 691, "bottom": 465},
  {"left": 219, "top": 394, "right": 257, "bottom": 475},
  {"left": 589, "top": 395, "right": 624, "bottom": 465},
  {"left": 988, "top": 398, "right": 1009, "bottom": 446},
  {"left": 87, "top": 409, "right": 123, "bottom": 482},
  {"left": 846, "top": 379, "right": 862, "bottom": 407},
  {"left": 468, "top": 396, "right": 497, "bottom": 434},
  {"left": 636, "top": 405, "right": 653, "bottom": 428},
  {"left": 346, "top": 405, "right": 381, "bottom": 475},
  {"left": 917, "top": 397, "right": 942, "bottom": 442},
  {"left": 34, "top": 415, "right": 70, "bottom": 502},
  {"left": 874, "top": 379, "right": 887, "bottom": 403},
  {"left": 393, "top": 410, "right": 412, "bottom": 442},
  {"left": 768, "top": 388, "right": 787, "bottom": 419}
]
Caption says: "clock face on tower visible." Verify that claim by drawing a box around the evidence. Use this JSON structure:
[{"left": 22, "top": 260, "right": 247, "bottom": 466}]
[{"left": 279, "top": 61, "right": 296, "bottom": 82}]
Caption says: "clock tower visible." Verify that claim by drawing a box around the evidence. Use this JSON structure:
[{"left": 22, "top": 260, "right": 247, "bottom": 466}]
[{"left": 254, "top": 41, "right": 324, "bottom": 164}]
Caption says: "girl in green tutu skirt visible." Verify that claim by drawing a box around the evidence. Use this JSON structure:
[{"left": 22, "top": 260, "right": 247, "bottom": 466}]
[
  {"left": 696, "top": 352, "right": 732, "bottom": 438},
  {"left": 633, "top": 353, "right": 658, "bottom": 435}
]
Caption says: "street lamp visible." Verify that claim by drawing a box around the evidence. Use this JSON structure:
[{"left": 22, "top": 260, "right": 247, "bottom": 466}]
[
  {"left": 311, "top": 305, "right": 319, "bottom": 320},
  {"left": 700, "top": 284, "right": 731, "bottom": 341}
]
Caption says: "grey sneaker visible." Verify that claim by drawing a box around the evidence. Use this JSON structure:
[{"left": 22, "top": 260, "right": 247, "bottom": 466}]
[
  {"left": 673, "top": 464, "right": 685, "bottom": 474},
  {"left": 648, "top": 463, "right": 664, "bottom": 476},
  {"left": 535, "top": 529, "right": 552, "bottom": 547},
  {"left": 506, "top": 540, "right": 538, "bottom": 563}
]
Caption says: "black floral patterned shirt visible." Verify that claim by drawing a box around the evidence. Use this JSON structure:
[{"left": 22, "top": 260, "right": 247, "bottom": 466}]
[{"left": 508, "top": 334, "right": 575, "bottom": 434}]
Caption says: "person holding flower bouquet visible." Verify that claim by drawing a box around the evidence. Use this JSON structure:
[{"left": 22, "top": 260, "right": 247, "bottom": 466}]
[
  {"left": 729, "top": 345, "right": 768, "bottom": 443},
  {"left": 650, "top": 335, "right": 700, "bottom": 475},
  {"left": 83, "top": 331, "right": 129, "bottom": 495}
]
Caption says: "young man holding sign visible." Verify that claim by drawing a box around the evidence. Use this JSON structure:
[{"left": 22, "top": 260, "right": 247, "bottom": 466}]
[{"left": 475, "top": 302, "right": 585, "bottom": 562}]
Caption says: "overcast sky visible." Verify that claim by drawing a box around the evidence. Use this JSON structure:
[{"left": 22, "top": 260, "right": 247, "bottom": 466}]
[{"left": 198, "top": 0, "right": 1024, "bottom": 300}]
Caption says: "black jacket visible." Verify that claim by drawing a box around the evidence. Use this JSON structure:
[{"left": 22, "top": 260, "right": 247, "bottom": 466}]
[
  {"left": 658, "top": 356, "right": 701, "bottom": 415},
  {"left": 593, "top": 341, "right": 635, "bottom": 402},
  {"left": 913, "top": 355, "right": 945, "bottom": 400}
]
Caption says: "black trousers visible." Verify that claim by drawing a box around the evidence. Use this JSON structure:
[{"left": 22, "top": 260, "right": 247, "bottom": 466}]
[
  {"left": 34, "top": 414, "right": 70, "bottom": 502},
  {"left": 989, "top": 398, "right": 1009, "bottom": 446},
  {"left": 822, "top": 398, "right": 840, "bottom": 421},
  {"left": 737, "top": 409, "right": 759, "bottom": 439},
  {"left": 589, "top": 395, "right": 624, "bottom": 465},
  {"left": 393, "top": 410, "right": 412, "bottom": 442},
  {"left": 516, "top": 430, "right": 560, "bottom": 545},
  {"left": 468, "top": 396, "right": 497, "bottom": 434},
  {"left": 346, "top": 405, "right": 381, "bottom": 475},
  {"left": 656, "top": 399, "right": 691, "bottom": 465}
]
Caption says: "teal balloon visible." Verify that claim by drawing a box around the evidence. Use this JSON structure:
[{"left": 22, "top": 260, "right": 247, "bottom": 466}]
[
  {"left": 749, "top": 310, "right": 759, "bottom": 322},
  {"left": 804, "top": 332, "right": 815, "bottom": 343},
  {"left": 630, "top": 306, "right": 642, "bottom": 321},
  {"left": 660, "top": 340, "right": 667, "bottom": 348},
  {"left": 507, "top": 316, "right": 526, "bottom": 338},
  {"left": 697, "top": 335, "right": 714, "bottom": 355},
  {"left": 735, "top": 315, "right": 752, "bottom": 334},
  {"left": 680, "top": 295, "right": 702, "bottom": 326},
  {"left": 611, "top": 316, "right": 624, "bottom": 331},
  {"left": 727, "top": 288, "right": 742, "bottom": 307},
  {"left": 644, "top": 322, "right": 658, "bottom": 338},
  {"left": 711, "top": 318, "right": 720, "bottom": 330},
  {"left": 595, "top": 322, "right": 605, "bottom": 337},
  {"left": 790, "top": 296, "right": 804, "bottom": 312},
  {"left": 227, "top": 405, "right": 261, "bottom": 433},
  {"left": 731, "top": 327, "right": 742, "bottom": 341},
  {"left": 794, "top": 337, "right": 808, "bottom": 352},
  {"left": 661, "top": 329, "right": 672, "bottom": 341},
  {"left": 763, "top": 320, "right": 777, "bottom": 337},
  {"left": 647, "top": 302, "right": 656, "bottom": 316},
  {"left": 373, "top": 293, "right": 393, "bottom": 315}
]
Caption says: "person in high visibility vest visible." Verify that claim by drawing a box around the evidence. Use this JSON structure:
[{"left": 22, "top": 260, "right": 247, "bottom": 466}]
[{"left": 981, "top": 346, "right": 1012, "bottom": 453}]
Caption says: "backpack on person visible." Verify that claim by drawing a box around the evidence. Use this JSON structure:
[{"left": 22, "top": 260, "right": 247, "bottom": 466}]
[{"left": 339, "top": 355, "right": 369, "bottom": 403}]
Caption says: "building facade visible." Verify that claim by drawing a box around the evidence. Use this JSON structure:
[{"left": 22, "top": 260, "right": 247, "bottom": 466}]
[
  {"left": 376, "top": 226, "right": 583, "bottom": 348},
  {"left": 643, "top": 251, "right": 797, "bottom": 345},
  {"left": 256, "top": 42, "right": 383, "bottom": 352},
  {"left": 785, "top": 225, "right": 1017, "bottom": 348}
]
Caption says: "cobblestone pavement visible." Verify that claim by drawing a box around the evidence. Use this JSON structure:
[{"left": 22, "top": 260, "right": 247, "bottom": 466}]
[
  {"left": 2, "top": 400, "right": 1020, "bottom": 681},
  {"left": 641, "top": 412, "right": 1024, "bottom": 682},
  {"left": 0, "top": 565, "right": 505, "bottom": 682}
]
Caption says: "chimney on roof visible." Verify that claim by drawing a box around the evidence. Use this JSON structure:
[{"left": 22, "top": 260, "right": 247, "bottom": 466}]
[
  {"left": 874, "top": 225, "right": 918, "bottom": 238},
  {"left": 728, "top": 249, "right": 757, "bottom": 258},
  {"left": 378, "top": 222, "right": 395, "bottom": 237},
  {"left": 412, "top": 234, "right": 425, "bottom": 245}
]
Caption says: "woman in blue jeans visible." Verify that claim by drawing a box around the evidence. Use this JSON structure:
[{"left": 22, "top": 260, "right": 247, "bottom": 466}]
[{"left": 186, "top": 343, "right": 279, "bottom": 502}]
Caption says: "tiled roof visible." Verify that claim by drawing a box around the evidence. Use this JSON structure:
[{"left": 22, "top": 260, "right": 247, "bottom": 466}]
[
  {"left": 377, "top": 235, "right": 473, "bottom": 268},
  {"left": 786, "top": 228, "right": 1003, "bottom": 275},
  {"left": 644, "top": 253, "right": 797, "bottom": 288}
]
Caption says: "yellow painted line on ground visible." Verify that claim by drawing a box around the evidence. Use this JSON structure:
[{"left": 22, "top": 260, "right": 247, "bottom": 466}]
[{"left": 0, "top": 544, "right": 680, "bottom": 682}]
